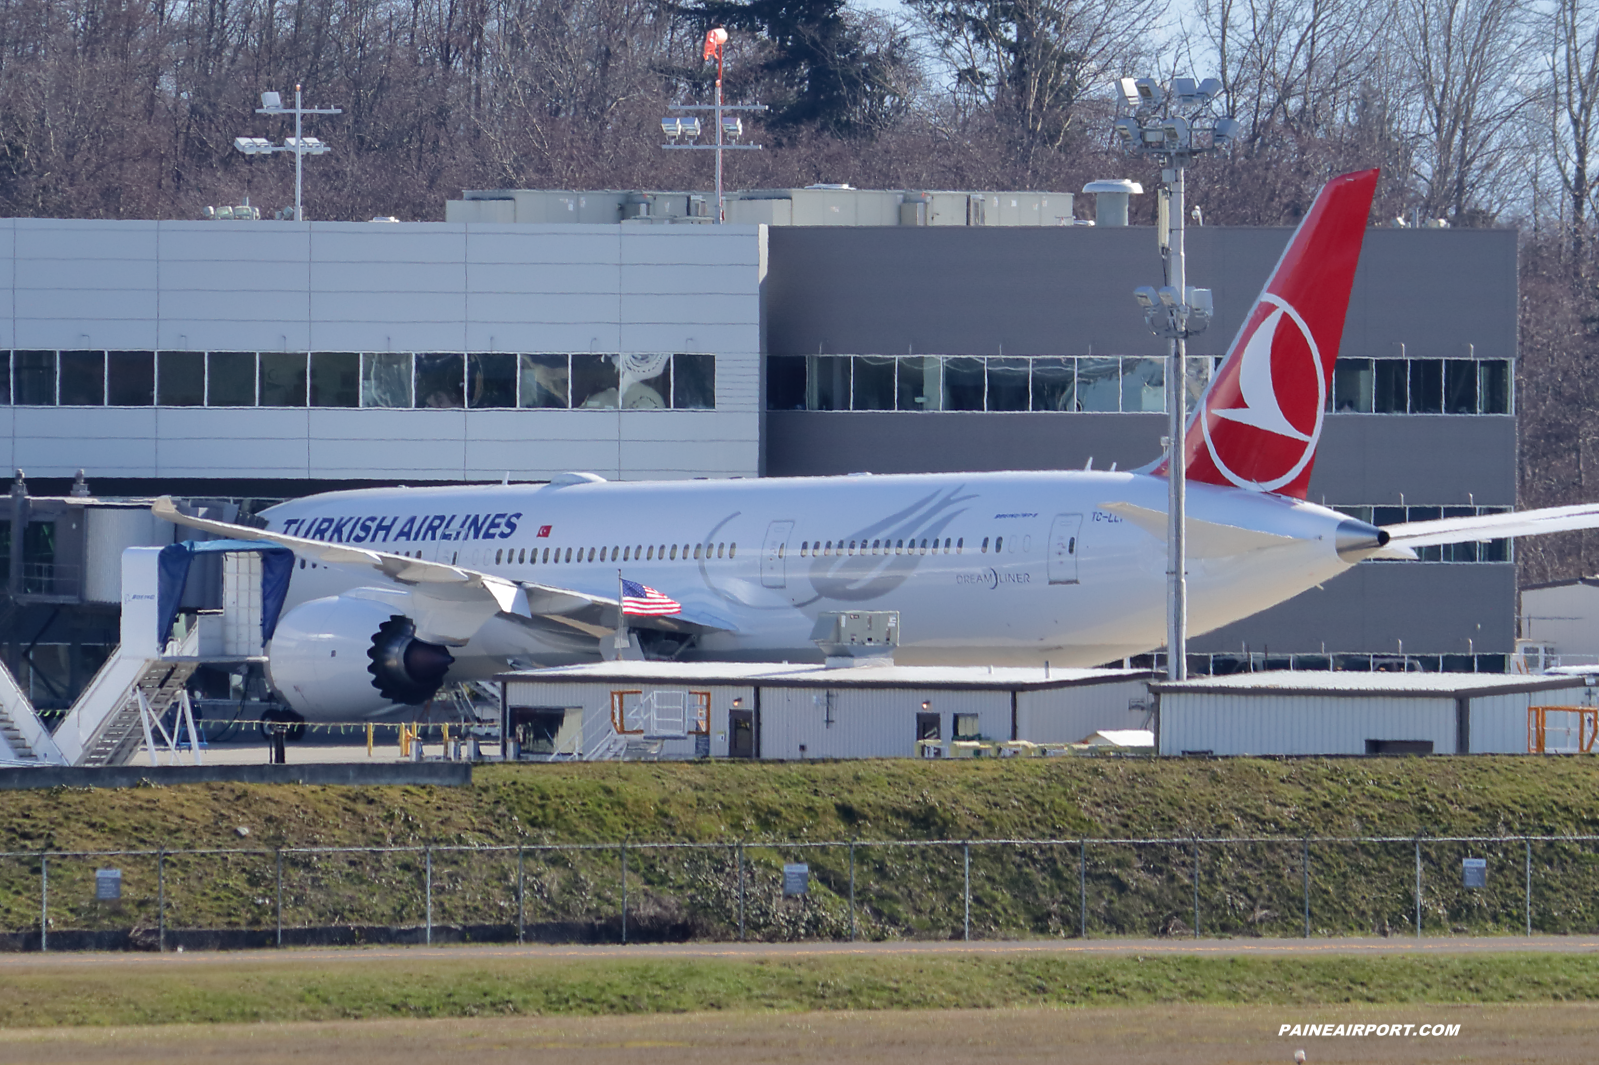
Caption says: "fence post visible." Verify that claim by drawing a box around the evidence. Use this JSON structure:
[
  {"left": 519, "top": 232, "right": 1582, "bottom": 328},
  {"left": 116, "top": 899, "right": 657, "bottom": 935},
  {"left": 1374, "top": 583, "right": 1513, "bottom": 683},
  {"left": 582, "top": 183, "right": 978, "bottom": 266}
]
[
  {"left": 39, "top": 855, "right": 47, "bottom": 953},
  {"left": 848, "top": 842, "right": 856, "bottom": 943},
  {"left": 963, "top": 842, "right": 971, "bottom": 942},
  {"left": 1525, "top": 838, "right": 1532, "bottom": 936},
  {"left": 517, "top": 847, "right": 526, "bottom": 945},
  {"left": 275, "top": 849, "right": 283, "bottom": 948},
  {"left": 158, "top": 847, "right": 166, "bottom": 953},
  {"left": 1302, "top": 838, "right": 1310, "bottom": 939},
  {"left": 1414, "top": 838, "right": 1422, "bottom": 938},
  {"left": 620, "top": 842, "right": 628, "bottom": 945},
  {"left": 1192, "top": 838, "right": 1200, "bottom": 938},
  {"left": 737, "top": 842, "right": 745, "bottom": 941},
  {"left": 425, "top": 846, "right": 433, "bottom": 946},
  {"left": 1079, "top": 840, "right": 1087, "bottom": 939}
]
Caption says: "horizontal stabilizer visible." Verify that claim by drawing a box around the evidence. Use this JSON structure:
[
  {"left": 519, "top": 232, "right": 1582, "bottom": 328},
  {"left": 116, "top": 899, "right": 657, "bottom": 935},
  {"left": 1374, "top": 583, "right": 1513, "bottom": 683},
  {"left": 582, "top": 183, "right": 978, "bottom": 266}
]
[
  {"left": 1096, "top": 502, "right": 1301, "bottom": 557},
  {"left": 1382, "top": 503, "right": 1599, "bottom": 547}
]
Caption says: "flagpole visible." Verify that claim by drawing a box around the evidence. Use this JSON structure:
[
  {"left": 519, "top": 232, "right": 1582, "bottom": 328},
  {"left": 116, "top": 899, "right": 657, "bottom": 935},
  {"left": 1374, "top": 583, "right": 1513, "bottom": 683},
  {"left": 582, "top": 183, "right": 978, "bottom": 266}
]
[{"left": 612, "top": 569, "right": 627, "bottom": 661}]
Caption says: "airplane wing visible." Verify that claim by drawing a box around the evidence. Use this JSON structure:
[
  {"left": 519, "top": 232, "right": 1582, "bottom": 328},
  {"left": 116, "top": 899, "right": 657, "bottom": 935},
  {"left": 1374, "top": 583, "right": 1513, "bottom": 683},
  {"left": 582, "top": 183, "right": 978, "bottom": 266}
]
[
  {"left": 1380, "top": 503, "right": 1599, "bottom": 548},
  {"left": 151, "top": 496, "right": 734, "bottom": 642}
]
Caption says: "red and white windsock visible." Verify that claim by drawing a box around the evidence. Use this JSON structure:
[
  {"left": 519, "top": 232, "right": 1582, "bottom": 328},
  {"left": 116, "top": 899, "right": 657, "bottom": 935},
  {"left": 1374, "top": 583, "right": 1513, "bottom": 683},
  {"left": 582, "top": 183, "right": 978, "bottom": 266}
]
[
  {"left": 1164, "top": 168, "right": 1379, "bottom": 499},
  {"left": 704, "top": 27, "right": 728, "bottom": 63}
]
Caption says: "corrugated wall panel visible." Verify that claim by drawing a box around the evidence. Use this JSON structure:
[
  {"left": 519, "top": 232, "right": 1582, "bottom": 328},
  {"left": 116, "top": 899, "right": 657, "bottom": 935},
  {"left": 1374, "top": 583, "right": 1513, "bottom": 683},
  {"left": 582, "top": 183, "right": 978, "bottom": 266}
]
[
  {"left": 1015, "top": 680, "right": 1151, "bottom": 743},
  {"left": 760, "top": 687, "right": 1008, "bottom": 759},
  {"left": 1470, "top": 691, "right": 1547, "bottom": 754},
  {"left": 1159, "top": 694, "right": 1456, "bottom": 755}
]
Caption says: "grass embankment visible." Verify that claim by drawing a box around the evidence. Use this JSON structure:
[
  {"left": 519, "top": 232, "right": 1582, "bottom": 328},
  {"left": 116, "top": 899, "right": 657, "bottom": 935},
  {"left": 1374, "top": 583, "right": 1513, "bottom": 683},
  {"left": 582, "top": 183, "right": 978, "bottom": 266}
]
[
  {"left": 5, "top": 952, "right": 1599, "bottom": 1026},
  {"left": 3, "top": 758, "right": 1599, "bottom": 940}
]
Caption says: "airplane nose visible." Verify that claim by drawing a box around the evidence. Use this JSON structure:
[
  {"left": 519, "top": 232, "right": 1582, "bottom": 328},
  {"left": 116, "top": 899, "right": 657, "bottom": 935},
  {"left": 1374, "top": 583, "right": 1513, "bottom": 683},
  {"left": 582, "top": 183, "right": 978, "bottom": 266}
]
[{"left": 1334, "top": 518, "right": 1390, "bottom": 562}]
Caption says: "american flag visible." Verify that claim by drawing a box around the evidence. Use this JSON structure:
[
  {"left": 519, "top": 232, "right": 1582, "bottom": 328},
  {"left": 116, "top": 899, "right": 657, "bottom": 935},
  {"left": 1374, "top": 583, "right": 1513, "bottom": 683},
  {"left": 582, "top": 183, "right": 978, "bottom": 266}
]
[{"left": 621, "top": 579, "right": 681, "bottom": 616}]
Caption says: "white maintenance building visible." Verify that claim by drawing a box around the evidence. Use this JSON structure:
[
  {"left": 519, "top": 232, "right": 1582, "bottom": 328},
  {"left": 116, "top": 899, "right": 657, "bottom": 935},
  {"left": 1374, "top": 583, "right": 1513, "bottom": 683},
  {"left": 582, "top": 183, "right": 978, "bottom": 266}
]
[
  {"left": 498, "top": 660, "right": 1153, "bottom": 761},
  {"left": 1152, "top": 671, "right": 1596, "bottom": 756}
]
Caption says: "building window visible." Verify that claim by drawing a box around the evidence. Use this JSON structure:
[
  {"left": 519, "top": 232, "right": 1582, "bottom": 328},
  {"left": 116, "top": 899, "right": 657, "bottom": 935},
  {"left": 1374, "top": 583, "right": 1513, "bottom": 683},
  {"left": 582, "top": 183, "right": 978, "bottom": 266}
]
[
  {"left": 572, "top": 354, "right": 620, "bottom": 408},
  {"left": 672, "top": 353, "right": 716, "bottom": 409},
  {"left": 416, "top": 353, "right": 465, "bottom": 408},
  {"left": 469, "top": 353, "right": 517, "bottom": 408},
  {"left": 519, "top": 354, "right": 569, "bottom": 408},
  {"left": 311, "top": 352, "right": 360, "bottom": 407},
  {"left": 13, "top": 350, "right": 56, "bottom": 405},
  {"left": 953, "top": 713, "right": 981, "bottom": 740},
  {"left": 916, "top": 712, "right": 941, "bottom": 740},
  {"left": 769, "top": 353, "right": 1515, "bottom": 416},
  {"left": 58, "top": 351, "right": 104, "bottom": 406},
  {"left": 0, "top": 349, "right": 714, "bottom": 412},
  {"left": 108, "top": 351, "right": 154, "bottom": 405},
  {"left": 207, "top": 352, "right": 256, "bottom": 406},
  {"left": 157, "top": 351, "right": 205, "bottom": 406},
  {"left": 260, "top": 352, "right": 308, "bottom": 406},
  {"left": 362, "top": 352, "right": 413, "bottom": 408}
]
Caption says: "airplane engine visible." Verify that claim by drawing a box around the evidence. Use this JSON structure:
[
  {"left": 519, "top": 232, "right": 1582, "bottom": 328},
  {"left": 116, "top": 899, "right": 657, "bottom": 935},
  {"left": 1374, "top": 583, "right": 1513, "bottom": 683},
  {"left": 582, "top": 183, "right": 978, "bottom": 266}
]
[{"left": 266, "top": 595, "right": 456, "bottom": 720}]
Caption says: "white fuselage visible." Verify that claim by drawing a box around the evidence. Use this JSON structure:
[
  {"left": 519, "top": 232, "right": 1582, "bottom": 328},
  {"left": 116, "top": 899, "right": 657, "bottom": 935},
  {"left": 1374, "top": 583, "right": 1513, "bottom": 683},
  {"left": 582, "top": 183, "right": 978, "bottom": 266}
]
[{"left": 261, "top": 469, "right": 1358, "bottom": 670}]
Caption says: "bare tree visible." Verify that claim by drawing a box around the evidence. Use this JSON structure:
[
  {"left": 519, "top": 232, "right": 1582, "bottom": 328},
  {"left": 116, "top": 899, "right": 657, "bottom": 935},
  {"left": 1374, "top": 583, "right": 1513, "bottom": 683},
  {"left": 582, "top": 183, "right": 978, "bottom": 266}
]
[
  {"left": 1397, "top": 0, "right": 1535, "bottom": 224},
  {"left": 908, "top": 0, "right": 1165, "bottom": 178}
]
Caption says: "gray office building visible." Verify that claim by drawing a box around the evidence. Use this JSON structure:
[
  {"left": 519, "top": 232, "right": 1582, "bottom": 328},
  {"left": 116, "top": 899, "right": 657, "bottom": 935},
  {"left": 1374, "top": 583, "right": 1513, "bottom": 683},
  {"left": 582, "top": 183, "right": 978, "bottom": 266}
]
[{"left": 0, "top": 187, "right": 1517, "bottom": 684}]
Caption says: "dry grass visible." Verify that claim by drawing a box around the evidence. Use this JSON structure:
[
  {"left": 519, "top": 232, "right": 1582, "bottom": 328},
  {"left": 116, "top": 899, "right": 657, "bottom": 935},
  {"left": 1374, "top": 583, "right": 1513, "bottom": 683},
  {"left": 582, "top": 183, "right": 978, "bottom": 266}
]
[{"left": 0, "top": 1003, "right": 1593, "bottom": 1064}]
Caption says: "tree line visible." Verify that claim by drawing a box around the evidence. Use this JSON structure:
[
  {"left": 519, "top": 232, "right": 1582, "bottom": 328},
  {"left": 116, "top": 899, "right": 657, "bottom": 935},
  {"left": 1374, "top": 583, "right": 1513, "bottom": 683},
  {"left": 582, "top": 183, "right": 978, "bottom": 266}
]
[{"left": 4, "top": 0, "right": 1599, "bottom": 590}]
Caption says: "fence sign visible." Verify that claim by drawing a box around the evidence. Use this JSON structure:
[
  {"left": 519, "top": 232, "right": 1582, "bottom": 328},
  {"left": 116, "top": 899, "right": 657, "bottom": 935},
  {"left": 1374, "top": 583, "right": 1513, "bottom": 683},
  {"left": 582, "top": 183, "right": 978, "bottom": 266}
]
[
  {"left": 95, "top": 869, "right": 122, "bottom": 901},
  {"left": 1462, "top": 857, "right": 1487, "bottom": 888},
  {"left": 782, "top": 863, "right": 809, "bottom": 896}
]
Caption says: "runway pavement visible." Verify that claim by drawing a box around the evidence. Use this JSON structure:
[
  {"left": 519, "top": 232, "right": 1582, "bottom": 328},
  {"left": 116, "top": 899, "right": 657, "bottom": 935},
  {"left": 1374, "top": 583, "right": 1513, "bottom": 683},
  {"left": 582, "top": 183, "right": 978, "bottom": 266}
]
[{"left": 1, "top": 934, "right": 1594, "bottom": 969}]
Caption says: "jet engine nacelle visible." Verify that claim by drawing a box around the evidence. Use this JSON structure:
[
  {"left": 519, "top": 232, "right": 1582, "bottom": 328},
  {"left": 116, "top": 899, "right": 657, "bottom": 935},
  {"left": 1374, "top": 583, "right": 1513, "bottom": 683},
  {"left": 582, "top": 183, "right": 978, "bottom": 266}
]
[{"left": 266, "top": 595, "right": 455, "bottom": 720}]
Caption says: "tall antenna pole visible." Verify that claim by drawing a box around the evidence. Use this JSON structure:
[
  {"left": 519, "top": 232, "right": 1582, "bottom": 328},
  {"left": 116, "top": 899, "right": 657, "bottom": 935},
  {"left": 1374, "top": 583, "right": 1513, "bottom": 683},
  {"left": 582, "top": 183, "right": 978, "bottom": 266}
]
[{"left": 294, "top": 84, "right": 304, "bottom": 223}]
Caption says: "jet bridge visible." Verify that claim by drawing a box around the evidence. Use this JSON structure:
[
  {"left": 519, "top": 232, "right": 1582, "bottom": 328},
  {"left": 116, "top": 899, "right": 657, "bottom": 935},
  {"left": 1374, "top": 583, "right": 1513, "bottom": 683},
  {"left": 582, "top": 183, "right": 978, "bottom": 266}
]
[{"left": 0, "top": 542, "right": 291, "bottom": 767}]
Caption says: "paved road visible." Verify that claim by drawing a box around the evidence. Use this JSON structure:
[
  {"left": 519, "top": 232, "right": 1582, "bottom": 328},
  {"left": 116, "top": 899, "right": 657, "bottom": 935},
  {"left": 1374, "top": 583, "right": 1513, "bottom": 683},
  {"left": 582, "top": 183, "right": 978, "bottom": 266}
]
[{"left": 1, "top": 934, "right": 1595, "bottom": 969}]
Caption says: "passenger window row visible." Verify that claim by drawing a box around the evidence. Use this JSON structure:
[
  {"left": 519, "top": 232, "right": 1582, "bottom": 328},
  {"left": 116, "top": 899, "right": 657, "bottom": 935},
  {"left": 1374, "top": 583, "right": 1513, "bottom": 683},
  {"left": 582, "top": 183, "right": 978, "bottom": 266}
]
[
  {"left": 0, "top": 350, "right": 716, "bottom": 411},
  {"left": 800, "top": 537, "right": 962, "bottom": 557},
  {"left": 486, "top": 542, "right": 739, "bottom": 566}
]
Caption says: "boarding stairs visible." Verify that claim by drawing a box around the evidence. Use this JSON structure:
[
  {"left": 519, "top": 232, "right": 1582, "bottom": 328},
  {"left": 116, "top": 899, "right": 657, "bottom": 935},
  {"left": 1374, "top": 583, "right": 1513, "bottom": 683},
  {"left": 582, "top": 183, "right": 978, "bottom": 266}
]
[
  {"left": 51, "top": 633, "right": 200, "bottom": 767},
  {"left": 0, "top": 544, "right": 278, "bottom": 768}
]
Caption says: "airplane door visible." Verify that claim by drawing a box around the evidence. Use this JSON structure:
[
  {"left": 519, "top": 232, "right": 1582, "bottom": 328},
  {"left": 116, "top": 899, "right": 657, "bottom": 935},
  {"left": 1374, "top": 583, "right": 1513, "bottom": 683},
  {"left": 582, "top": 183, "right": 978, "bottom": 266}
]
[
  {"left": 1048, "top": 513, "right": 1083, "bottom": 585},
  {"left": 761, "top": 520, "right": 795, "bottom": 588}
]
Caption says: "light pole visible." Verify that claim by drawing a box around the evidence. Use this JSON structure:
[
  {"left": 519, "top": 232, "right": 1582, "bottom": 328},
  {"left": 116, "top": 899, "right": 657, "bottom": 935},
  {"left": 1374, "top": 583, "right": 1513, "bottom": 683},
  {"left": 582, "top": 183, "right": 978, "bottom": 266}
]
[
  {"left": 1114, "top": 77, "right": 1238, "bottom": 681},
  {"left": 661, "top": 28, "right": 766, "bottom": 222},
  {"left": 235, "top": 85, "right": 342, "bottom": 221}
]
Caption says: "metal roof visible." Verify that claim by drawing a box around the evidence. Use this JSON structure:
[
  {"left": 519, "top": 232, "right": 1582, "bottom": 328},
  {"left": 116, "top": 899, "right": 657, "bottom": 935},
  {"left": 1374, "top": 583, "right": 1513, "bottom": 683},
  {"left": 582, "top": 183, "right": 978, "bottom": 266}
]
[
  {"left": 499, "top": 660, "right": 1152, "bottom": 692},
  {"left": 1150, "top": 670, "right": 1589, "bottom": 700}
]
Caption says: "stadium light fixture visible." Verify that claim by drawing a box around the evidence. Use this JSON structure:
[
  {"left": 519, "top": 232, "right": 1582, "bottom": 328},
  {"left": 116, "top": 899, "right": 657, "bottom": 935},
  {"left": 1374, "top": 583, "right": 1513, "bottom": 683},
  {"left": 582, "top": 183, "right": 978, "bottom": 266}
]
[{"left": 233, "top": 84, "right": 343, "bottom": 221}]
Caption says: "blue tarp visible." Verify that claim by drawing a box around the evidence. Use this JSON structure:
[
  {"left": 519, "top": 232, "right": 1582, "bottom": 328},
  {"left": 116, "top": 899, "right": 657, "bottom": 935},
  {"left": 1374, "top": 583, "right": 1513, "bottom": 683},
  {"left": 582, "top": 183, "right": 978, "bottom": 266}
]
[{"left": 157, "top": 540, "right": 295, "bottom": 649}]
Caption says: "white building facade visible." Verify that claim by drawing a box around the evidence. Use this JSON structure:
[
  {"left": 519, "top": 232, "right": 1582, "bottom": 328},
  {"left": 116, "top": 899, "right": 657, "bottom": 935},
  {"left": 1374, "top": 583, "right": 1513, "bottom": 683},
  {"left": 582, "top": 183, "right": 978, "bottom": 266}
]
[{"left": 0, "top": 218, "right": 764, "bottom": 483}]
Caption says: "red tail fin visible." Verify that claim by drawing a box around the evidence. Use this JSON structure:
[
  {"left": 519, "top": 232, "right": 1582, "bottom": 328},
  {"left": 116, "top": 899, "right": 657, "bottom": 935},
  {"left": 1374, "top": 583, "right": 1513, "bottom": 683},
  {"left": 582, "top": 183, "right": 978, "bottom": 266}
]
[{"left": 1172, "top": 169, "right": 1378, "bottom": 498}]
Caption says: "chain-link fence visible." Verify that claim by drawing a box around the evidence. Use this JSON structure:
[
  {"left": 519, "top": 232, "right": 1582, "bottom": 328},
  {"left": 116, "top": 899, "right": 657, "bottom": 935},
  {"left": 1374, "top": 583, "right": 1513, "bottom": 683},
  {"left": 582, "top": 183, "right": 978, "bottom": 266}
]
[{"left": 2, "top": 835, "right": 1595, "bottom": 951}]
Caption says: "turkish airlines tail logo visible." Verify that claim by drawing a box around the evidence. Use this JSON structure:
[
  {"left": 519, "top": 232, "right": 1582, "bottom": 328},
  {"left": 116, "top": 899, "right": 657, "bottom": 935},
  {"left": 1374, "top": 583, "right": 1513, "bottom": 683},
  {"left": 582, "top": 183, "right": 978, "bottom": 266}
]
[{"left": 1165, "top": 169, "right": 1378, "bottom": 499}]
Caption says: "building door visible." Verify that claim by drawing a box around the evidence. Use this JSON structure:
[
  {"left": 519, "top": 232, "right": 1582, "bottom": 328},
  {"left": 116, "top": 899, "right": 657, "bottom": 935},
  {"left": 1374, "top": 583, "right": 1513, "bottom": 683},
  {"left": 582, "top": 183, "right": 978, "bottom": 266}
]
[
  {"left": 761, "top": 520, "right": 794, "bottom": 588},
  {"left": 1048, "top": 513, "right": 1083, "bottom": 585},
  {"left": 729, "top": 709, "right": 755, "bottom": 758}
]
